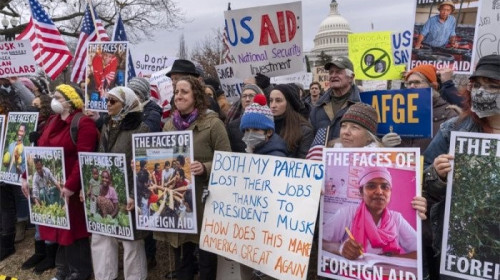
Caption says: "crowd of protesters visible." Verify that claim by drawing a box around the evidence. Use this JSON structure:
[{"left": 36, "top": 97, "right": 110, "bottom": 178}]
[{"left": 0, "top": 53, "right": 498, "bottom": 280}]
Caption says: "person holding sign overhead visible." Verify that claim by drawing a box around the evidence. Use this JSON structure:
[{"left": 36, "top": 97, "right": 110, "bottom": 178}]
[{"left": 155, "top": 75, "right": 231, "bottom": 280}]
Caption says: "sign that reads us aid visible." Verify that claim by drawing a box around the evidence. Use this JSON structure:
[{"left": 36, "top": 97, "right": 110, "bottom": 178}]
[
  {"left": 360, "top": 88, "right": 433, "bottom": 138},
  {"left": 224, "top": 1, "right": 304, "bottom": 79},
  {"left": 200, "top": 151, "right": 324, "bottom": 280}
]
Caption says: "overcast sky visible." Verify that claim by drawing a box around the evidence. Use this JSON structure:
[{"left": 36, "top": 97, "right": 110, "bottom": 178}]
[{"left": 131, "top": 0, "right": 415, "bottom": 57}]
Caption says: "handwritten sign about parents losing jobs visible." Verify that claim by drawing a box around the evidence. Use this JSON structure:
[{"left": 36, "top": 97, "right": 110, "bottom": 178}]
[
  {"left": 441, "top": 132, "right": 500, "bottom": 280},
  {"left": 200, "top": 151, "right": 324, "bottom": 280},
  {"left": 224, "top": 1, "right": 304, "bottom": 79}
]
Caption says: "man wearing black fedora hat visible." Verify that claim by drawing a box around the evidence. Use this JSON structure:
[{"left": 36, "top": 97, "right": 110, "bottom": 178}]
[{"left": 166, "top": 59, "right": 200, "bottom": 85}]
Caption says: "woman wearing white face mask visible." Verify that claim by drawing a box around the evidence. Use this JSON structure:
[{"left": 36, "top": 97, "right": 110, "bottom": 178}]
[
  {"left": 422, "top": 54, "right": 500, "bottom": 278},
  {"left": 21, "top": 84, "right": 99, "bottom": 280}
]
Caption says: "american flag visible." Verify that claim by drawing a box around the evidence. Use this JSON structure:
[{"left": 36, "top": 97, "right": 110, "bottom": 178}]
[
  {"left": 305, "top": 127, "right": 329, "bottom": 161},
  {"left": 112, "top": 13, "right": 136, "bottom": 81},
  {"left": 70, "top": 4, "right": 109, "bottom": 83},
  {"left": 16, "top": 0, "right": 72, "bottom": 80}
]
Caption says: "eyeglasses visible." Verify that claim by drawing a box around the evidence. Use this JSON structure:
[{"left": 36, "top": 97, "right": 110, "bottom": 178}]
[
  {"left": 471, "top": 82, "right": 500, "bottom": 93},
  {"left": 241, "top": 94, "right": 255, "bottom": 100},
  {"left": 364, "top": 182, "right": 392, "bottom": 191},
  {"left": 404, "top": 80, "right": 426, "bottom": 87},
  {"left": 107, "top": 98, "right": 119, "bottom": 105}
]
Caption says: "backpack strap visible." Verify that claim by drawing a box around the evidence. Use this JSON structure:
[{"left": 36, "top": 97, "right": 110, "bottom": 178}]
[{"left": 70, "top": 112, "right": 84, "bottom": 145}]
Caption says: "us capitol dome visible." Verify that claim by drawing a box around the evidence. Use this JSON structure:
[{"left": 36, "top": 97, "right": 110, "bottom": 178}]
[{"left": 307, "top": 0, "right": 351, "bottom": 67}]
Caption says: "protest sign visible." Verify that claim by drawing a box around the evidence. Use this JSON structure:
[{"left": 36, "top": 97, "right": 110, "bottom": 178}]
[
  {"left": 224, "top": 1, "right": 304, "bottom": 78},
  {"left": 132, "top": 131, "right": 197, "bottom": 233},
  {"left": 392, "top": 30, "right": 414, "bottom": 66},
  {"left": 0, "top": 115, "right": 4, "bottom": 153},
  {"left": 85, "top": 42, "right": 129, "bottom": 112},
  {"left": 312, "top": 66, "right": 330, "bottom": 90},
  {"left": 0, "top": 112, "right": 38, "bottom": 185},
  {"left": 360, "top": 88, "right": 433, "bottom": 138},
  {"left": 271, "top": 71, "right": 313, "bottom": 90},
  {"left": 215, "top": 63, "right": 244, "bottom": 105},
  {"left": 0, "top": 40, "right": 37, "bottom": 78},
  {"left": 475, "top": 0, "right": 500, "bottom": 61},
  {"left": 348, "top": 32, "right": 406, "bottom": 80},
  {"left": 149, "top": 66, "right": 173, "bottom": 111},
  {"left": 131, "top": 50, "right": 176, "bottom": 78},
  {"left": 79, "top": 152, "right": 135, "bottom": 240},
  {"left": 319, "top": 148, "right": 422, "bottom": 280},
  {"left": 440, "top": 132, "right": 499, "bottom": 280},
  {"left": 25, "top": 147, "right": 69, "bottom": 229},
  {"left": 200, "top": 151, "right": 324, "bottom": 280},
  {"left": 412, "top": 0, "right": 481, "bottom": 74}
]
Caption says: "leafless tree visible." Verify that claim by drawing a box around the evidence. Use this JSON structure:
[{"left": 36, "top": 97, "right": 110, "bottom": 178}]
[
  {"left": 177, "top": 33, "right": 188, "bottom": 59},
  {"left": 190, "top": 29, "right": 225, "bottom": 79}
]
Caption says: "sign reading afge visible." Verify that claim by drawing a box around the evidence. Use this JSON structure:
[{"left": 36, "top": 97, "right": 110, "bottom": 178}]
[
  {"left": 441, "top": 132, "right": 499, "bottom": 280},
  {"left": 224, "top": 1, "right": 304, "bottom": 78},
  {"left": 0, "top": 40, "right": 37, "bottom": 78},
  {"left": 200, "top": 151, "right": 324, "bottom": 280}
]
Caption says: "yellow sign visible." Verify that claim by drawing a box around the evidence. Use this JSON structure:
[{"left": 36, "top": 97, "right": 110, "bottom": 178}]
[
  {"left": 348, "top": 31, "right": 405, "bottom": 80},
  {"left": 0, "top": 275, "right": 18, "bottom": 280}
]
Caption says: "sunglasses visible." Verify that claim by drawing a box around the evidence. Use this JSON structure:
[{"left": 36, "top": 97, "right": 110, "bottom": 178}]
[{"left": 107, "top": 98, "right": 119, "bottom": 105}]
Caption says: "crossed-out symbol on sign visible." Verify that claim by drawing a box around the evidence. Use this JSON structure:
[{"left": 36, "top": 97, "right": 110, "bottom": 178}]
[{"left": 361, "top": 48, "right": 391, "bottom": 78}]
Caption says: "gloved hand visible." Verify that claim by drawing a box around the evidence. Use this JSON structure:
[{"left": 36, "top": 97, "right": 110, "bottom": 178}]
[
  {"left": 29, "top": 131, "right": 40, "bottom": 144},
  {"left": 202, "top": 187, "right": 210, "bottom": 204},
  {"left": 382, "top": 132, "right": 401, "bottom": 147},
  {"left": 255, "top": 73, "right": 270, "bottom": 89}
]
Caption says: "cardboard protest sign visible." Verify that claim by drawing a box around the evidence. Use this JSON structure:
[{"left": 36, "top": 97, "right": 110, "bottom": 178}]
[
  {"left": 0, "top": 40, "right": 37, "bottom": 78},
  {"left": 412, "top": 0, "right": 481, "bottom": 74},
  {"left": 132, "top": 131, "right": 197, "bottom": 233},
  {"left": 131, "top": 50, "right": 176, "bottom": 78},
  {"left": 271, "top": 71, "right": 313, "bottom": 90},
  {"left": 360, "top": 88, "right": 433, "bottom": 138},
  {"left": 475, "top": 0, "right": 500, "bottom": 61},
  {"left": 215, "top": 63, "right": 244, "bottom": 105},
  {"left": 25, "top": 147, "right": 69, "bottom": 229},
  {"left": 0, "top": 112, "right": 38, "bottom": 185},
  {"left": 85, "top": 42, "right": 129, "bottom": 112},
  {"left": 200, "top": 151, "right": 324, "bottom": 280},
  {"left": 440, "top": 132, "right": 499, "bottom": 280},
  {"left": 224, "top": 1, "right": 304, "bottom": 78},
  {"left": 312, "top": 66, "right": 330, "bottom": 90},
  {"left": 319, "top": 148, "right": 422, "bottom": 280},
  {"left": 348, "top": 32, "right": 406, "bottom": 80},
  {"left": 79, "top": 152, "right": 134, "bottom": 240}
]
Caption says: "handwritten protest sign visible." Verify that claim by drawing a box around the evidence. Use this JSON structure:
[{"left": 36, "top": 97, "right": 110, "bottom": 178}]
[
  {"left": 271, "top": 71, "right": 313, "bottom": 90},
  {"left": 392, "top": 30, "right": 413, "bottom": 66},
  {"left": 200, "top": 151, "right": 324, "bottom": 280},
  {"left": 25, "top": 147, "right": 69, "bottom": 229},
  {"left": 475, "top": 0, "right": 500, "bottom": 61},
  {"left": 224, "top": 1, "right": 304, "bottom": 78},
  {"left": 0, "top": 40, "right": 37, "bottom": 78},
  {"left": 412, "top": 1, "right": 480, "bottom": 74},
  {"left": 440, "top": 132, "right": 499, "bottom": 280},
  {"left": 348, "top": 32, "right": 406, "bottom": 80},
  {"left": 0, "top": 115, "right": 4, "bottom": 154},
  {"left": 132, "top": 131, "right": 197, "bottom": 233},
  {"left": 360, "top": 88, "right": 433, "bottom": 138},
  {"left": 85, "top": 42, "right": 129, "bottom": 112},
  {"left": 79, "top": 152, "right": 135, "bottom": 240},
  {"left": 0, "top": 112, "right": 38, "bottom": 185},
  {"left": 149, "top": 66, "right": 173, "bottom": 110},
  {"left": 131, "top": 49, "right": 176, "bottom": 78},
  {"left": 312, "top": 66, "right": 330, "bottom": 90},
  {"left": 215, "top": 63, "right": 244, "bottom": 105},
  {"left": 319, "top": 148, "right": 422, "bottom": 280}
]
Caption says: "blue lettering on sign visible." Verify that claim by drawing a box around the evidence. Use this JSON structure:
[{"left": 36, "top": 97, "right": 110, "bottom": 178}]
[
  {"left": 392, "top": 30, "right": 412, "bottom": 65},
  {"left": 273, "top": 160, "right": 324, "bottom": 180},
  {"left": 225, "top": 16, "right": 254, "bottom": 46},
  {"left": 276, "top": 214, "right": 315, "bottom": 235}
]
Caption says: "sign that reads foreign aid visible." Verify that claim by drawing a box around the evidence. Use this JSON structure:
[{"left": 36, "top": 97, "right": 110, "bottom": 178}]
[
  {"left": 0, "top": 40, "right": 37, "bottom": 78},
  {"left": 224, "top": 1, "right": 304, "bottom": 79},
  {"left": 200, "top": 151, "right": 324, "bottom": 280}
]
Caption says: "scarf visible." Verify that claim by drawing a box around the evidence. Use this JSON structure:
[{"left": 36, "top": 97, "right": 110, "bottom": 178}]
[
  {"left": 351, "top": 201, "right": 402, "bottom": 254},
  {"left": 172, "top": 109, "right": 199, "bottom": 130}
]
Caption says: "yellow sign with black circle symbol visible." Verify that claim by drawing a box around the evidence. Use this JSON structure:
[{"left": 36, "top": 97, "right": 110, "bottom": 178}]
[
  {"left": 348, "top": 31, "right": 405, "bottom": 80},
  {"left": 0, "top": 275, "right": 18, "bottom": 280}
]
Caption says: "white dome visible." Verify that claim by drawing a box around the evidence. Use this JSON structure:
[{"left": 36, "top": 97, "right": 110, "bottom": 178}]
[
  {"left": 311, "top": 0, "right": 351, "bottom": 57},
  {"left": 317, "top": 0, "right": 350, "bottom": 32}
]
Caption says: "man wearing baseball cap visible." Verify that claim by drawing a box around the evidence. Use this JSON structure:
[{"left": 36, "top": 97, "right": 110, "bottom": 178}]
[
  {"left": 415, "top": 1, "right": 458, "bottom": 49},
  {"left": 309, "top": 56, "right": 362, "bottom": 142}
]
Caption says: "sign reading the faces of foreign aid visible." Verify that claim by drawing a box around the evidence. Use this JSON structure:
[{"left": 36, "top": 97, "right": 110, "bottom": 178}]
[
  {"left": 0, "top": 40, "right": 37, "bottom": 78},
  {"left": 79, "top": 152, "right": 135, "bottom": 240},
  {"left": 224, "top": 1, "right": 304, "bottom": 79},
  {"left": 0, "top": 112, "right": 38, "bottom": 185},
  {"left": 440, "top": 132, "right": 500, "bottom": 280},
  {"left": 200, "top": 151, "right": 324, "bottom": 280},
  {"left": 319, "top": 148, "right": 422, "bottom": 280},
  {"left": 133, "top": 131, "right": 197, "bottom": 234},
  {"left": 25, "top": 147, "right": 70, "bottom": 229}
]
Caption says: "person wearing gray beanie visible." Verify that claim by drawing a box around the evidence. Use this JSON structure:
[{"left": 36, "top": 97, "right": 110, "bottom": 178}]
[
  {"left": 128, "top": 77, "right": 162, "bottom": 132},
  {"left": 128, "top": 77, "right": 151, "bottom": 102}
]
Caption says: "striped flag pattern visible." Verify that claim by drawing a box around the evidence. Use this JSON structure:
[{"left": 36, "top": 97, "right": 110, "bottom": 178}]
[
  {"left": 16, "top": 0, "right": 72, "bottom": 80},
  {"left": 112, "top": 13, "right": 136, "bottom": 81},
  {"left": 70, "top": 4, "right": 109, "bottom": 83},
  {"left": 305, "top": 127, "right": 329, "bottom": 161}
]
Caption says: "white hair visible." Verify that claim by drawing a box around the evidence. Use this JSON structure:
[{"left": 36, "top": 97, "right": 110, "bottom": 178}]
[{"left": 345, "top": 68, "right": 354, "bottom": 78}]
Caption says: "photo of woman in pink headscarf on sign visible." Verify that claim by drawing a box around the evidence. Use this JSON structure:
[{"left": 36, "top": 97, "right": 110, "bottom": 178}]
[{"left": 322, "top": 166, "right": 417, "bottom": 260}]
